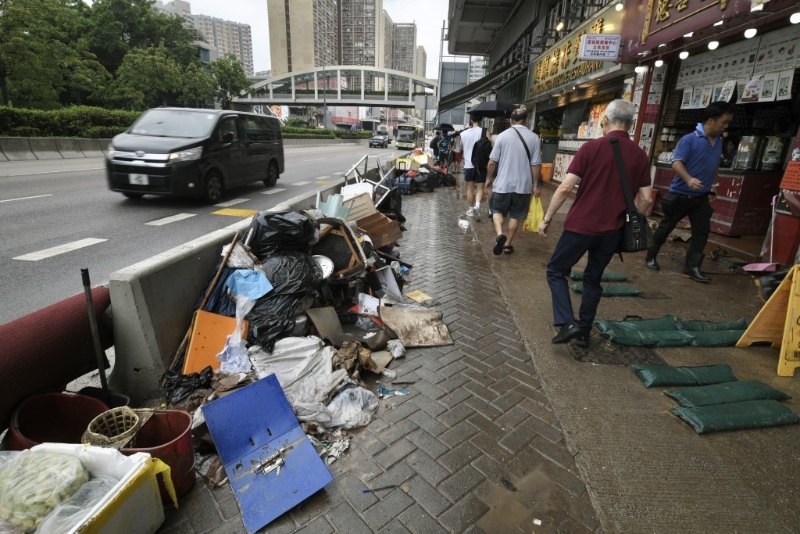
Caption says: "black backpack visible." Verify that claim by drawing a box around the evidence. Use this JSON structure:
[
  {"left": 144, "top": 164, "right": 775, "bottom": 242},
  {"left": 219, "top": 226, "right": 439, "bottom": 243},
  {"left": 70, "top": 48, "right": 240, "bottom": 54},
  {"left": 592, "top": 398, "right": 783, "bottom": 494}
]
[{"left": 471, "top": 128, "right": 492, "bottom": 174}]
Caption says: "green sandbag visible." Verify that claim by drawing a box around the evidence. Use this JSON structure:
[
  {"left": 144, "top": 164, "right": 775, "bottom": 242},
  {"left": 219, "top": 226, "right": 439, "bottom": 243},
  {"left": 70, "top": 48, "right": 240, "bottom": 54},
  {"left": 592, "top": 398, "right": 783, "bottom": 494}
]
[
  {"left": 595, "top": 316, "right": 679, "bottom": 334},
  {"left": 665, "top": 380, "right": 791, "bottom": 407},
  {"left": 596, "top": 316, "right": 691, "bottom": 347},
  {"left": 680, "top": 365, "right": 737, "bottom": 385},
  {"left": 671, "top": 400, "right": 800, "bottom": 434},
  {"left": 611, "top": 331, "right": 696, "bottom": 347},
  {"left": 631, "top": 364, "right": 737, "bottom": 388},
  {"left": 676, "top": 318, "right": 748, "bottom": 331},
  {"left": 570, "top": 283, "right": 640, "bottom": 296},
  {"left": 689, "top": 330, "right": 747, "bottom": 347},
  {"left": 569, "top": 271, "right": 629, "bottom": 281}
]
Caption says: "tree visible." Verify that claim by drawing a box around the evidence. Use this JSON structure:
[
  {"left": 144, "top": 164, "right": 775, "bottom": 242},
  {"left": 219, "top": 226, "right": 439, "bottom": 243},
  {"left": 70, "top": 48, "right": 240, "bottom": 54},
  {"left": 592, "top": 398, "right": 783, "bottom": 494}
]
[
  {"left": 85, "top": 0, "right": 194, "bottom": 76},
  {"left": 177, "top": 63, "right": 215, "bottom": 108},
  {"left": 114, "top": 46, "right": 182, "bottom": 109},
  {"left": 209, "top": 54, "right": 251, "bottom": 109}
]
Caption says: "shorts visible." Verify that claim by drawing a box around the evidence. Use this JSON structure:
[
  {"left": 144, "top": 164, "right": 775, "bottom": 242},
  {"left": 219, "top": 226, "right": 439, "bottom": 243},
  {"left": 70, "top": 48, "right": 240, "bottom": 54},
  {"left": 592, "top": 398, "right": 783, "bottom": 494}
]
[
  {"left": 464, "top": 168, "right": 486, "bottom": 184},
  {"left": 490, "top": 192, "right": 532, "bottom": 220},
  {"left": 455, "top": 152, "right": 462, "bottom": 163}
]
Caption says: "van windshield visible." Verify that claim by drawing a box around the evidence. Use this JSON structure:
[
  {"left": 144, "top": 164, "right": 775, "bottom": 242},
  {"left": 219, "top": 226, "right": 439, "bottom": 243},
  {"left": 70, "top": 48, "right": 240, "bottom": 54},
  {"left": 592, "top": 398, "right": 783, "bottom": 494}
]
[{"left": 130, "top": 109, "right": 218, "bottom": 138}]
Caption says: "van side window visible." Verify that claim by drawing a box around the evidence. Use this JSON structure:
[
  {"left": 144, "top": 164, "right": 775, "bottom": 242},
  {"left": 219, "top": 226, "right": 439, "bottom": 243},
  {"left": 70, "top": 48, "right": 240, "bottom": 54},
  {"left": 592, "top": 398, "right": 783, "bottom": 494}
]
[
  {"left": 245, "top": 118, "right": 266, "bottom": 141},
  {"left": 258, "top": 117, "right": 279, "bottom": 141},
  {"left": 218, "top": 117, "right": 239, "bottom": 143}
]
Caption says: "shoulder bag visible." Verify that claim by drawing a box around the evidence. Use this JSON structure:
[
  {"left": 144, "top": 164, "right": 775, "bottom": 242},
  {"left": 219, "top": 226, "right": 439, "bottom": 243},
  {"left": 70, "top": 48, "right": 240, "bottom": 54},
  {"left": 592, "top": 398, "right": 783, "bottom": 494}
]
[
  {"left": 609, "top": 136, "right": 652, "bottom": 253},
  {"left": 511, "top": 126, "right": 532, "bottom": 161}
]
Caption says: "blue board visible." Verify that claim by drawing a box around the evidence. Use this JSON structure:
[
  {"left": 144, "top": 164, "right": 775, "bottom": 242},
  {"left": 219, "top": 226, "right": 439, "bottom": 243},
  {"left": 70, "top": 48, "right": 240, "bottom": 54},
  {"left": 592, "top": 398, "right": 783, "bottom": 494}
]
[{"left": 201, "top": 374, "right": 333, "bottom": 533}]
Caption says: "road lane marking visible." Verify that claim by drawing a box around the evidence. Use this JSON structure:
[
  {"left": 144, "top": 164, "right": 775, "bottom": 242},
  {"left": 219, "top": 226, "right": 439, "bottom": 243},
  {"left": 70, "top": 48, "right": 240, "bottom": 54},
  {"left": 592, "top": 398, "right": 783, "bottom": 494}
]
[
  {"left": 0, "top": 194, "right": 53, "bottom": 203},
  {"left": 214, "top": 198, "right": 250, "bottom": 207},
  {"left": 145, "top": 213, "right": 197, "bottom": 226},
  {"left": 13, "top": 238, "right": 107, "bottom": 261},
  {"left": 301, "top": 158, "right": 327, "bottom": 162},
  {"left": 334, "top": 172, "right": 345, "bottom": 176},
  {"left": 212, "top": 208, "right": 259, "bottom": 217},
  {"left": 292, "top": 181, "right": 311, "bottom": 186},
  {"left": 316, "top": 180, "right": 332, "bottom": 185},
  {"left": 2, "top": 168, "right": 104, "bottom": 177},
  {"left": 262, "top": 188, "right": 286, "bottom": 195},
  {"left": 316, "top": 176, "right": 330, "bottom": 180}
]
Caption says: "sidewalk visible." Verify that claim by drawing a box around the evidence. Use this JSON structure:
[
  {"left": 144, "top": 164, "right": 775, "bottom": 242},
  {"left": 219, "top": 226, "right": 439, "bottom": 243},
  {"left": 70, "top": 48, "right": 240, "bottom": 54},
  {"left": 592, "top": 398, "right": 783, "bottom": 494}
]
[{"left": 159, "top": 182, "right": 800, "bottom": 533}]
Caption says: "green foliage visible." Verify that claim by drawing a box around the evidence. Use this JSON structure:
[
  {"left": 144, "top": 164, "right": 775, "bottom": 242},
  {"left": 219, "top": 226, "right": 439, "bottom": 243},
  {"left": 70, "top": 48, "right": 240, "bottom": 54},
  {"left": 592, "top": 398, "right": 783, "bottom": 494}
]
[
  {"left": 177, "top": 63, "right": 216, "bottom": 108},
  {"left": 112, "top": 46, "right": 183, "bottom": 110},
  {"left": 0, "top": 106, "right": 139, "bottom": 137},
  {"left": 210, "top": 54, "right": 252, "bottom": 109},
  {"left": 284, "top": 118, "right": 310, "bottom": 128}
]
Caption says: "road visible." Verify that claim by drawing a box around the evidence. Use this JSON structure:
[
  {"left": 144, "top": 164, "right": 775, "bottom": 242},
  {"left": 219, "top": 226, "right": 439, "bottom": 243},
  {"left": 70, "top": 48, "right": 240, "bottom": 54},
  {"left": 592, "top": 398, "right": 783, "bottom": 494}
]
[{"left": 0, "top": 143, "right": 404, "bottom": 325}]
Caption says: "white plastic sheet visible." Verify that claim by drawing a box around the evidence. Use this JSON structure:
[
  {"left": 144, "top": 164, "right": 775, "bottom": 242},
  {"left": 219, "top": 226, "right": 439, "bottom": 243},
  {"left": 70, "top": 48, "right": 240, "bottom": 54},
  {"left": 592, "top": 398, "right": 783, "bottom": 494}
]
[{"left": 217, "top": 297, "right": 255, "bottom": 374}]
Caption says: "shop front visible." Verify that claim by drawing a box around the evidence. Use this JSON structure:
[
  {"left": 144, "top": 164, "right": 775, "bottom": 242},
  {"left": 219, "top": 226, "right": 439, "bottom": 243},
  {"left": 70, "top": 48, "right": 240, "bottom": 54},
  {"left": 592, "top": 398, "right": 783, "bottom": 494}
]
[
  {"left": 525, "top": 4, "right": 634, "bottom": 182},
  {"left": 620, "top": 0, "right": 800, "bottom": 255}
]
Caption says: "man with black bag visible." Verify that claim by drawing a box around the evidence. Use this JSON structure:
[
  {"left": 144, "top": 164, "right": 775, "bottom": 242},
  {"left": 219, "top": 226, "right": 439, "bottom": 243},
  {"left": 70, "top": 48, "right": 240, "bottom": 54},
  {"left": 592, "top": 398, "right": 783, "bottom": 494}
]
[{"left": 538, "top": 99, "right": 652, "bottom": 348}]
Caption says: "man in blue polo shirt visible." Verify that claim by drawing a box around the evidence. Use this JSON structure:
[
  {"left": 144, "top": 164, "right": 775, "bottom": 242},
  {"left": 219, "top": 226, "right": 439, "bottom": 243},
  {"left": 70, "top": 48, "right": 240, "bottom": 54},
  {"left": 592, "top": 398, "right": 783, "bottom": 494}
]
[{"left": 646, "top": 101, "right": 735, "bottom": 283}]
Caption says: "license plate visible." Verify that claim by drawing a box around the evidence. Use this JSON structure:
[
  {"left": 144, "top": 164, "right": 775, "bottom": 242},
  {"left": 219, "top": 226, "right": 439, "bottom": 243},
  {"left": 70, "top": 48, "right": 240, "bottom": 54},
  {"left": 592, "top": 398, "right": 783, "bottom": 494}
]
[{"left": 129, "top": 173, "right": 149, "bottom": 185}]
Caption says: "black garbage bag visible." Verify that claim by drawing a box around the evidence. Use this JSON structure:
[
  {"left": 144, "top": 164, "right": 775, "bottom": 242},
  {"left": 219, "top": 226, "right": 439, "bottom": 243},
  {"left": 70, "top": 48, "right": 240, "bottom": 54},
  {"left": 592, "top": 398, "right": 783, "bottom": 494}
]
[
  {"left": 246, "top": 251, "right": 324, "bottom": 351},
  {"left": 248, "top": 211, "right": 317, "bottom": 259},
  {"left": 162, "top": 366, "right": 213, "bottom": 404},
  {"left": 377, "top": 187, "right": 406, "bottom": 222}
]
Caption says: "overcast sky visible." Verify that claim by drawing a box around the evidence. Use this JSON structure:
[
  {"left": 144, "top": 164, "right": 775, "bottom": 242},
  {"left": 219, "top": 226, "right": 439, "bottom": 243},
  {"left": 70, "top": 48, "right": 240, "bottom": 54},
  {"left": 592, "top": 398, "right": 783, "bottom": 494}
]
[{"left": 165, "top": 0, "right": 449, "bottom": 77}]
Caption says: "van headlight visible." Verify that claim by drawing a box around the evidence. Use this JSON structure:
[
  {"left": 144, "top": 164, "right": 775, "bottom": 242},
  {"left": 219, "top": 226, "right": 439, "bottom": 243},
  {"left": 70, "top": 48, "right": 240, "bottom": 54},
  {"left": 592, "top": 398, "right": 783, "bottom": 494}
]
[
  {"left": 106, "top": 145, "right": 115, "bottom": 158},
  {"left": 168, "top": 147, "right": 203, "bottom": 162}
]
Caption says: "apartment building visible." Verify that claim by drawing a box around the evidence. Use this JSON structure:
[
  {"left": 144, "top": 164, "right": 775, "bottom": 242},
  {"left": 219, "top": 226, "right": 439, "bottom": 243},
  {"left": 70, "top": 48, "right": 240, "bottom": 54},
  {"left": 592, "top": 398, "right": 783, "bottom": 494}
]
[
  {"left": 468, "top": 56, "right": 488, "bottom": 84},
  {"left": 156, "top": 1, "right": 253, "bottom": 75},
  {"left": 267, "top": 0, "right": 338, "bottom": 76},
  {"left": 416, "top": 45, "right": 427, "bottom": 78},
  {"left": 192, "top": 14, "right": 254, "bottom": 76}
]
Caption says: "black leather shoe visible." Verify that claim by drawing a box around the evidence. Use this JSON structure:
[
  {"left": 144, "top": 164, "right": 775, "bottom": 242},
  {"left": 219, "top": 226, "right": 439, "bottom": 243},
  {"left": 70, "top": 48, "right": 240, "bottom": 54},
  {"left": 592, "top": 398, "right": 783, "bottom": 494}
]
[
  {"left": 645, "top": 257, "right": 660, "bottom": 271},
  {"left": 552, "top": 322, "right": 582, "bottom": 344},
  {"left": 575, "top": 331, "right": 590, "bottom": 348},
  {"left": 683, "top": 267, "right": 710, "bottom": 283}
]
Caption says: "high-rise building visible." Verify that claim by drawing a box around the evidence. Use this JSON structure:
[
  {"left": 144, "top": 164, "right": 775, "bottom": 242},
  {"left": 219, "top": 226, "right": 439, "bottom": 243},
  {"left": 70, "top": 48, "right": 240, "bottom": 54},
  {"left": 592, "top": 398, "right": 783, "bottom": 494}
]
[
  {"left": 192, "top": 14, "right": 254, "bottom": 76},
  {"left": 469, "top": 56, "right": 488, "bottom": 84},
  {"left": 156, "top": 1, "right": 253, "bottom": 75},
  {"left": 391, "top": 23, "right": 416, "bottom": 92},
  {"left": 154, "top": 1, "right": 218, "bottom": 67},
  {"left": 383, "top": 11, "right": 394, "bottom": 75},
  {"left": 340, "top": 0, "right": 384, "bottom": 90},
  {"left": 416, "top": 46, "right": 427, "bottom": 78},
  {"left": 267, "top": 0, "right": 338, "bottom": 76}
]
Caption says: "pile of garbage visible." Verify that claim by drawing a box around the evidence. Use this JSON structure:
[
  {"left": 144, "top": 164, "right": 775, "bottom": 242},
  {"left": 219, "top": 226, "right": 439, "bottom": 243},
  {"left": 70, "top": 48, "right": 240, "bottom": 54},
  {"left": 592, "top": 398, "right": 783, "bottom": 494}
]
[
  {"left": 161, "top": 181, "right": 452, "bottom": 488},
  {"left": 387, "top": 152, "right": 457, "bottom": 195}
]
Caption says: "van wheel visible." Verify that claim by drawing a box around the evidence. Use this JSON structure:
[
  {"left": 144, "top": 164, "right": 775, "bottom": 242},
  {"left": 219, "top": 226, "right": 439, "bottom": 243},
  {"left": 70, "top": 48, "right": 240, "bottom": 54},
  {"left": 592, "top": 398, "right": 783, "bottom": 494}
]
[
  {"left": 264, "top": 161, "right": 279, "bottom": 188},
  {"left": 204, "top": 171, "right": 224, "bottom": 203},
  {"left": 122, "top": 192, "right": 143, "bottom": 200}
]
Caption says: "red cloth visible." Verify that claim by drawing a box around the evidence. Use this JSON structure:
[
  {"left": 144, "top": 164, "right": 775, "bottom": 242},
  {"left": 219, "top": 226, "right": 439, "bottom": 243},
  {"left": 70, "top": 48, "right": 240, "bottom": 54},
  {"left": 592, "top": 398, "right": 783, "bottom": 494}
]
[{"left": 564, "top": 131, "right": 651, "bottom": 236}]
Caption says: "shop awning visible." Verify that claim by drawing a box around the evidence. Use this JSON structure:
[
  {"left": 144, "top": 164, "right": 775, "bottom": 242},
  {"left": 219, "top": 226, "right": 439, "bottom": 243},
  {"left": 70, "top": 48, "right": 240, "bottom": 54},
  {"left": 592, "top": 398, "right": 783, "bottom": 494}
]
[{"left": 437, "top": 62, "right": 521, "bottom": 114}]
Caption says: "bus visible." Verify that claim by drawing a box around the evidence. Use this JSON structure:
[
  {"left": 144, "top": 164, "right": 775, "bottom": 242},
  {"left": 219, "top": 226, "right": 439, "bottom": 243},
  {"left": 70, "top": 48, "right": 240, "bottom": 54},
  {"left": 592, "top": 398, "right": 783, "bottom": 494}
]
[{"left": 395, "top": 123, "right": 423, "bottom": 150}]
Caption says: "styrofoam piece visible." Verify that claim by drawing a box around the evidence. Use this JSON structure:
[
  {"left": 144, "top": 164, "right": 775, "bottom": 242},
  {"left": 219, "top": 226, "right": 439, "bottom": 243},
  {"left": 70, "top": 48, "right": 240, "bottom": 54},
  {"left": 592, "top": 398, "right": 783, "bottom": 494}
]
[
  {"left": 30, "top": 443, "right": 175, "bottom": 534},
  {"left": 341, "top": 182, "right": 374, "bottom": 201}
]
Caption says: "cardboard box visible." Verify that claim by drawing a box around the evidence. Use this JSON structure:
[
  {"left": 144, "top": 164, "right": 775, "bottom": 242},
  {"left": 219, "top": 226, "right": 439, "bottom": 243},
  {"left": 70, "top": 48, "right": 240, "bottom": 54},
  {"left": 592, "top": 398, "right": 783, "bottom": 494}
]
[{"left": 30, "top": 443, "right": 175, "bottom": 534}]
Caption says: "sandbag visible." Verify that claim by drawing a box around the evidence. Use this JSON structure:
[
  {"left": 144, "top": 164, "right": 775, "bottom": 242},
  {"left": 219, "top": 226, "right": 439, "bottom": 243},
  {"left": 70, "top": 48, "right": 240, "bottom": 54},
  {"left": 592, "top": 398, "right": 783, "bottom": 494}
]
[
  {"left": 665, "top": 380, "right": 791, "bottom": 407},
  {"left": 570, "top": 284, "right": 640, "bottom": 296},
  {"left": 631, "top": 364, "right": 737, "bottom": 388},
  {"left": 569, "top": 271, "right": 629, "bottom": 281},
  {"left": 671, "top": 400, "right": 800, "bottom": 434},
  {"left": 595, "top": 315, "right": 746, "bottom": 348}
]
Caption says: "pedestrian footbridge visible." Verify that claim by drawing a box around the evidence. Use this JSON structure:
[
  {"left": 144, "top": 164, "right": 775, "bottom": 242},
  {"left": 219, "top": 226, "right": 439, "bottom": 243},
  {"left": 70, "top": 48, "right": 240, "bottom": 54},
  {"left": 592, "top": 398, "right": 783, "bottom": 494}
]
[{"left": 237, "top": 65, "right": 438, "bottom": 108}]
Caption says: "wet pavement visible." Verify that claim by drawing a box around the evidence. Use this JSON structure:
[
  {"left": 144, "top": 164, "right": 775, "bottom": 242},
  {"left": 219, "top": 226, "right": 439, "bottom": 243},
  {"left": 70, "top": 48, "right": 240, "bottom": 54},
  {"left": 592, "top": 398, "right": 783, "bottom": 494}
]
[{"left": 158, "top": 179, "right": 800, "bottom": 533}]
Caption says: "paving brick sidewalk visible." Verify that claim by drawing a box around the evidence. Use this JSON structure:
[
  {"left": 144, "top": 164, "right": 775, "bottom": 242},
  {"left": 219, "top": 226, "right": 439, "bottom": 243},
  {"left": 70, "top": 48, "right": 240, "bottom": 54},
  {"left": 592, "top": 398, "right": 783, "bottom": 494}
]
[{"left": 158, "top": 186, "right": 599, "bottom": 534}]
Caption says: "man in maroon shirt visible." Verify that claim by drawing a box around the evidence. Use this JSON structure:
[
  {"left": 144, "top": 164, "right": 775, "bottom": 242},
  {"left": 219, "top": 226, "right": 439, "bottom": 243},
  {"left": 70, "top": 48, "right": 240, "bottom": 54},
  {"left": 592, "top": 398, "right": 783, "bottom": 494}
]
[{"left": 538, "top": 99, "right": 653, "bottom": 348}]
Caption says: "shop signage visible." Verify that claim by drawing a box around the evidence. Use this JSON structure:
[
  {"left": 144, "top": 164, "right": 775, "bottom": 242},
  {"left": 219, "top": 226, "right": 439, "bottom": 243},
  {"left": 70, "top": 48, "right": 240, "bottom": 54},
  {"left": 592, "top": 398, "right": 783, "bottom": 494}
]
[
  {"left": 579, "top": 35, "right": 621, "bottom": 61},
  {"left": 528, "top": 6, "right": 624, "bottom": 98},
  {"left": 620, "top": 0, "right": 754, "bottom": 57},
  {"left": 779, "top": 136, "right": 800, "bottom": 192}
]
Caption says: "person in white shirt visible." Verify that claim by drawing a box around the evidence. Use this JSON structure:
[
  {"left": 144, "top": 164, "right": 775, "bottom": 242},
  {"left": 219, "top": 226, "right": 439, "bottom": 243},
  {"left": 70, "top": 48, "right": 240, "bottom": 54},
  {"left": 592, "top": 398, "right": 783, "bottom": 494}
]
[
  {"left": 486, "top": 107, "right": 542, "bottom": 255},
  {"left": 460, "top": 114, "right": 486, "bottom": 220}
]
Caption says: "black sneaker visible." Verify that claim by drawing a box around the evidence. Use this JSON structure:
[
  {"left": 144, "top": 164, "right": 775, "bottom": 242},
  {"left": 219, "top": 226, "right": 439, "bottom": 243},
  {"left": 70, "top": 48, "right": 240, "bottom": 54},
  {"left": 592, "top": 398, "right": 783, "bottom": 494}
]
[{"left": 575, "top": 331, "right": 590, "bottom": 348}]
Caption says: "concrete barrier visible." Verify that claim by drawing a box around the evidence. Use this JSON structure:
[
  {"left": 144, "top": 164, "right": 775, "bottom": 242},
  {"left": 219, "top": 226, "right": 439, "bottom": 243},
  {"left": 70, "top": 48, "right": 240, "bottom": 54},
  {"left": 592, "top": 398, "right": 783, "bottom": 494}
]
[
  {"left": 79, "top": 138, "right": 105, "bottom": 158},
  {"left": 108, "top": 175, "right": 390, "bottom": 403},
  {"left": 56, "top": 138, "right": 85, "bottom": 159},
  {"left": 0, "top": 147, "right": 7, "bottom": 162},
  {"left": 28, "top": 138, "right": 62, "bottom": 160},
  {"left": 0, "top": 137, "right": 36, "bottom": 161}
]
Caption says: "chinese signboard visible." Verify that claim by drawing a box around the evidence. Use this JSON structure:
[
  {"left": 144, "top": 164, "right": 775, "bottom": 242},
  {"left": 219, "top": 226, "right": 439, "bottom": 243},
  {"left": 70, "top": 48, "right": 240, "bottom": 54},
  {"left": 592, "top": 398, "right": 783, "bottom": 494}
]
[
  {"left": 620, "top": 0, "right": 756, "bottom": 57},
  {"left": 527, "top": 6, "right": 624, "bottom": 98},
  {"left": 579, "top": 34, "right": 621, "bottom": 61}
]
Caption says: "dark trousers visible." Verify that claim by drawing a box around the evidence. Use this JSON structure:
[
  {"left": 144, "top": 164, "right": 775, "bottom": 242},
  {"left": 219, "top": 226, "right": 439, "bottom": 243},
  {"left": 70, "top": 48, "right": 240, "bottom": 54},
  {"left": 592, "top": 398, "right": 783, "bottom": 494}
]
[
  {"left": 649, "top": 192, "right": 714, "bottom": 268},
  {"left": 546, "top": 230, "right": 623, "bottom": 332}
]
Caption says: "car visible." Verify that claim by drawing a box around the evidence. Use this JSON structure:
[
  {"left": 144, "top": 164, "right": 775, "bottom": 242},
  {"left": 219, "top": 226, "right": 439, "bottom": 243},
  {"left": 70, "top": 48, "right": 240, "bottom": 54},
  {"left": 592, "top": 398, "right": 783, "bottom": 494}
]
[
  {"left": 105, "top": 108, "right": 284, "bottom": 203},
  {"left": 369, "top": 134, "right": 388, "bottom": 148}
]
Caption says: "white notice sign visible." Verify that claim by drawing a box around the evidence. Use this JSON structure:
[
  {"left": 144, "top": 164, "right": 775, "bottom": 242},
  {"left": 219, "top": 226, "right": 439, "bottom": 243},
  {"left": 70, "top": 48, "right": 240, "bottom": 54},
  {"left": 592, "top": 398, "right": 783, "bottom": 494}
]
[{"left": 579, "top": 34, "right": 621, "bottom": 61}]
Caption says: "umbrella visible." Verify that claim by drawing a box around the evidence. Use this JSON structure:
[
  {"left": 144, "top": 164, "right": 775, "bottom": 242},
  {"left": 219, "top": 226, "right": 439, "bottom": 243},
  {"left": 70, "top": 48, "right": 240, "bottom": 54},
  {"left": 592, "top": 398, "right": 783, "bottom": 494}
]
[
  {"left": 467, "top": 101, "right": 518, "bottom": 118},
  {"left": 432, "top": 123, "right": 454, "bottom": 132}
]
